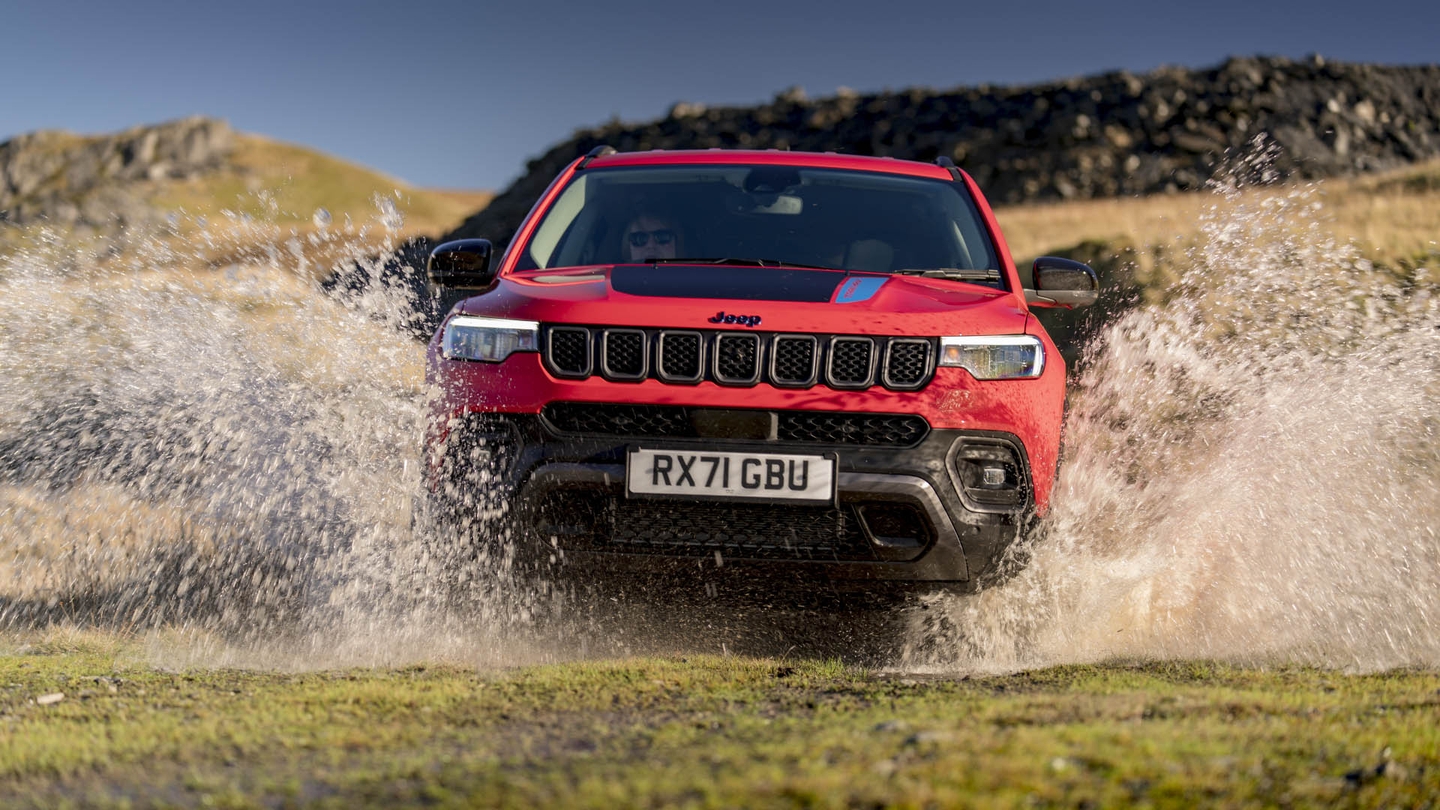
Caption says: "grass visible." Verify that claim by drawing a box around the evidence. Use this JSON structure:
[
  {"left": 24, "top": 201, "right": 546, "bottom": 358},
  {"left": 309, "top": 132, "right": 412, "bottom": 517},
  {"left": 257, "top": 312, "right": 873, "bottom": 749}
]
[
  {"left": 148, "top": 134, "right": 492, "bottom": 241},
  {"left": 995, "top": 158, "right": 1440, "bottom": 270},
  {"left": 991, "top": 159, "right": 1440, "bottom": 365},
  {"left": 4, "top": 144, "right": 1440, "bottom": 809},
  {"left": 1, "top": 634, "right": 1437, "bottom": 808}
]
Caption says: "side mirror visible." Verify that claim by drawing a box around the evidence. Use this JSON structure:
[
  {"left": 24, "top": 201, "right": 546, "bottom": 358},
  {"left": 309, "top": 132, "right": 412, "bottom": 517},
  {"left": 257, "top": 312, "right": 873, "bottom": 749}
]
[
  {"left": 1025, "top": 256, "right": 1099, "bottom": 308},
  {"left": 427, "top": 239, "right": 495, "bottom": 290}
]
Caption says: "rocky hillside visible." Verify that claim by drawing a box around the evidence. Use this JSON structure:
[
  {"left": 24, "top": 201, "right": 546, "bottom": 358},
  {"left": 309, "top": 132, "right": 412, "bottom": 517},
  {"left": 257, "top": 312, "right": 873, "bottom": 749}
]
[
  {"left": 0, "top": 117, "right": 491, "bottom": 250},
  {"left": 1, "top": 116, "right": 234, "bottom": 232},
  {"left": 445, "top": 55, "right": 1440, "bottom": 249}
]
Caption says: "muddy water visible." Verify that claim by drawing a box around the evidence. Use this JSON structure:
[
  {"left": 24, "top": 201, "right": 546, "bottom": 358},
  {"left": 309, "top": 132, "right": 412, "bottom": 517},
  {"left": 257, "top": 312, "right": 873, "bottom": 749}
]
[
  {"left": 911, "top": 150, "right": 1440, "bottom": 672},
  {"left": 1, "top": 157, "right": 1437, "bottom": 672}
]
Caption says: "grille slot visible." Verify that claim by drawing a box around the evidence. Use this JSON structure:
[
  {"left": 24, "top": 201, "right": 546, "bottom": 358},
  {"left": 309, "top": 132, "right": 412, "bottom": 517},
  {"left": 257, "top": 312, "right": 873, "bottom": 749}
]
[
  {"left": 714, "top": 333, "right": 761, "bottom": 385},
  {"left": 546, "top": 327, "right": 591, "bottom": 377},
  {"left": 605, "top": 501, "right": 875, "bottom": 561},
  {"left": 657, "top": 331, "right": 703, "bottom": 383},
  {"left": 542, "top": 403, "right": 928, "bottom": 447},
  {"left": 770, "top": 335, "right": 818, "bottom": 387},
  {"left": 543, "top": 402, "right": 697, "bottom": 438},
  {"left": 601, "top": 329, "right": 647, "bottom": 380},
  {"left": 777, "top": 412, "right": 929, "bottom": 446},
  {"left": 883, "top": 339, "right": 933, "bottom": 389},
  {"left": 826, "top": 337, "right": 876, "bottom": 388}
]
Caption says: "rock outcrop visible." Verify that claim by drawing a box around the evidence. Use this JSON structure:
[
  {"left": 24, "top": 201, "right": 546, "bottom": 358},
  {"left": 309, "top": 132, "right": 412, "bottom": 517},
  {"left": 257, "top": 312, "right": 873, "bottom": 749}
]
[
  {"left": 444, "top": 56, "right": 1440, "bottom": 249},
  {"left": 0, "top": 116, "right": 234, "bottom": 231}
]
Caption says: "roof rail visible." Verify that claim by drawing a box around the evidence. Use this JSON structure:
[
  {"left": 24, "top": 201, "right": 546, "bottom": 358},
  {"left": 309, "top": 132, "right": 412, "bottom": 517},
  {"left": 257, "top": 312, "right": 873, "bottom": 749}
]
[
  {"left": 934, "top": 155, "right": 962, "bottom": 181},
  {"left": 577, "top": 145, "right": 617, "bottom": 169}
]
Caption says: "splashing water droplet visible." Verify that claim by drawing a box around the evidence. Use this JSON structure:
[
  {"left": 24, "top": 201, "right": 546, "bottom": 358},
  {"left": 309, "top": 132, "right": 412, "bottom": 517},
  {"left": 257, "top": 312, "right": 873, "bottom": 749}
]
[
  {"left": 904, "top": 140, "right": 1440, "bottom": 674},
  {"left": 0, "top": 193, "right": 541, "bottom": 669},
  {"left": 2, "top": 143, "right": 1436, "bottom": 672},
  {"left": 375, "top": 196, "right": 403, "bottom": 231},
  {"left": 312, "top": 208, "right": 331, "bottom": 228}
]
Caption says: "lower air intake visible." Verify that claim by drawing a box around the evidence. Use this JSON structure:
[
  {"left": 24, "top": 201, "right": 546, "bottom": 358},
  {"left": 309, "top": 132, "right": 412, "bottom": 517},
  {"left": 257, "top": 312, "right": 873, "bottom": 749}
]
[{"left": 606, "top": 501, "right": 876, "bottom": 561}]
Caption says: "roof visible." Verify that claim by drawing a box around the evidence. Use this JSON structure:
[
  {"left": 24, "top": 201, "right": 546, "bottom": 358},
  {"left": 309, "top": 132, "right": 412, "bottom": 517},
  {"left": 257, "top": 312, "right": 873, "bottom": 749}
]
[{"left": 584, "top": 149, "right": 954, "bottom": 180}]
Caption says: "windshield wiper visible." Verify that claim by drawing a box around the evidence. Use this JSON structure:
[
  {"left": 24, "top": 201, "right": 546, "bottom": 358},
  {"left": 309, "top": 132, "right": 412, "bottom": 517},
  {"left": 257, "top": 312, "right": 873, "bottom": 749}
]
[
  {"left": 646, "top": 257, "right": 840, "bottom": 271},
  {"left": 889, "top": 268, "right": 1003, "bottom": 283}
]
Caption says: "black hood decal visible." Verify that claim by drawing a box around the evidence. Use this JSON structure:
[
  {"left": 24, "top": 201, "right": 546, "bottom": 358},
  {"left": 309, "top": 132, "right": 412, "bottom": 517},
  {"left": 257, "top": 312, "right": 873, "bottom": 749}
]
[{"left": 610, "top": 265, "right": 845, "bottom": 303}]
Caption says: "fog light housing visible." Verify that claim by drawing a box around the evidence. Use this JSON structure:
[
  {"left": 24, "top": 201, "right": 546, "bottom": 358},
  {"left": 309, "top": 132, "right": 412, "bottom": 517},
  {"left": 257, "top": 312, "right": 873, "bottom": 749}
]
[{"left": 947, "top": 436, "right": 1031, "bottom": 513}]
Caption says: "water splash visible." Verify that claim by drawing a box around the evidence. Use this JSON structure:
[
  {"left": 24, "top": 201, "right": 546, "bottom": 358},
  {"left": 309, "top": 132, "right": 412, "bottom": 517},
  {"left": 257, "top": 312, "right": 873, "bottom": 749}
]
[
  {"left": 908, "top": 143, "right": 1440, "bottom": 672},
  {"left": 2, "top": 146, "right": 1437, "bottom": 672},
  {"left": 0, "top": 203, "right": 548, "bottom": 668}
]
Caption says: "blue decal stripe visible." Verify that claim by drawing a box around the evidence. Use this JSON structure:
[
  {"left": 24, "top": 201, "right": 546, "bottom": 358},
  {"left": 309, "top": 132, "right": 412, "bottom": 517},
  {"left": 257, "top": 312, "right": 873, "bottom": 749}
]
[{"left": 835, "top": 276, "right": 887, "bottom": 304}]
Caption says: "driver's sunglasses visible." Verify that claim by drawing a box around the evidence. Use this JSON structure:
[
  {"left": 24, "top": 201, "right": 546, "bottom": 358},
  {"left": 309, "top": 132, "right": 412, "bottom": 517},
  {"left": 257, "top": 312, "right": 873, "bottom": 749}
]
[{"left": 627, "top": 229, "right": 675, "bottom": 248}]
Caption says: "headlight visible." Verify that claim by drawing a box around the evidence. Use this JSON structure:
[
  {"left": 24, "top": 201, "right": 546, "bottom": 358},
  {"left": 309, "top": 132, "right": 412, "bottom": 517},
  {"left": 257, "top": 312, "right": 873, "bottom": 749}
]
[
  {"left": 938, "top": 335, "right": 1045, "bottom": 380},
  {"left": 442, "top": 316, "right": 539, "bottom": 362}
]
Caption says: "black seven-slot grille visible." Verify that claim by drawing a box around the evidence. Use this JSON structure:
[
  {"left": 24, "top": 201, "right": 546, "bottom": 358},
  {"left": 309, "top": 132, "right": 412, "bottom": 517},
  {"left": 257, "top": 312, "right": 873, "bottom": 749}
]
[
  {"left": 542, "top": 402, "right": 930, "bottom": 447},
  {"left": 542, "top": 326, "right": 935, "bottom": 391}
]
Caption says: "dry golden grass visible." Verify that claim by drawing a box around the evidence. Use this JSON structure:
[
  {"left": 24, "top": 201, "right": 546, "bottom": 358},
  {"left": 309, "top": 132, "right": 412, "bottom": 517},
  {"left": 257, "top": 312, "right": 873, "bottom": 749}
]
[
  {"left": 996, "top": 158, "right": 1440, "bottom": 265},
  {"left": 139, "top": 135, "right": 492, "bottom": 277},
  {"left": 0, "top": 484, "right": 218, "bottom": 601},
  {"left": 150, "top": 134, "right": 492, "bottom": 241},
  {"left": 0, "top": 133, "right": 493, "bottom": 277}
]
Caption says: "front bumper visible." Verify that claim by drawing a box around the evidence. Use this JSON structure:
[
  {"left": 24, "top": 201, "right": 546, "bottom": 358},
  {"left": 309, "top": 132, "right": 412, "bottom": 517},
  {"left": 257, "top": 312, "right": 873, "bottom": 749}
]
[{"left": 432, "top": 412, "right": 1033, "bottom": 597}]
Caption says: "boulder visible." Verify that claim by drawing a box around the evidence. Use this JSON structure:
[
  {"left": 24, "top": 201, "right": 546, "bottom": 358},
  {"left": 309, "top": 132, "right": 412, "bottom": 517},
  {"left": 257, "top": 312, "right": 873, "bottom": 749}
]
[{"left": 0, "top": 116, "right": 235, "bottom": 231}]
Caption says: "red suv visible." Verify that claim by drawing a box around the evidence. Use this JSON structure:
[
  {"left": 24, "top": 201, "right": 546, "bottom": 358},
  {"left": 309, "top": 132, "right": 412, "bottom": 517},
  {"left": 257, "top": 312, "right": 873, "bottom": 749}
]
[{"left": 423, "top": 148, "right": 1096, "bottom": 604}]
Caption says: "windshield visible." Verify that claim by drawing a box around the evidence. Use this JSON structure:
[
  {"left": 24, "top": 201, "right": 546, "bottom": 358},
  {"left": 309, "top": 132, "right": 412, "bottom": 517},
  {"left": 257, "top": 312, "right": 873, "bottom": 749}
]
[{"left": 514, "top": 164, "right": 1002, "bottom": 287}]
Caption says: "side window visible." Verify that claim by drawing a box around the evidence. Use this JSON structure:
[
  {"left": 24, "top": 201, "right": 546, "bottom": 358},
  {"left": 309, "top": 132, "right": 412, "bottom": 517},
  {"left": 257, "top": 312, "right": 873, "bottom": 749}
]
[{"left": 527, "top": 175, "right": 587, "bottom": 269}]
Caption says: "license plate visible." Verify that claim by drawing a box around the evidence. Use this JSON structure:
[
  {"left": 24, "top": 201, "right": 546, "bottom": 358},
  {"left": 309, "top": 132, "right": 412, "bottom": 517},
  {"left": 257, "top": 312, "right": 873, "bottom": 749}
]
[{"left": 626, "top": 448, "right": 835, "bottom": 503}]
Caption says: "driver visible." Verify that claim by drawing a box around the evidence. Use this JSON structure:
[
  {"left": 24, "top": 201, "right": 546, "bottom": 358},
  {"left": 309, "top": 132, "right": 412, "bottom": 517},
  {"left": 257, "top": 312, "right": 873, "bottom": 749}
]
[{"left": 622, "top": 213, "right": 682, "bottom": 262}]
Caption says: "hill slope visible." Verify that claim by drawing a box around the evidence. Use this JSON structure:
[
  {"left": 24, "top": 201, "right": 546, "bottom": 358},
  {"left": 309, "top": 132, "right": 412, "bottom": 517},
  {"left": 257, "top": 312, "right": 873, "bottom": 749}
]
[{"left": 0, "top": 117, "right": 490, "bottom": 256}]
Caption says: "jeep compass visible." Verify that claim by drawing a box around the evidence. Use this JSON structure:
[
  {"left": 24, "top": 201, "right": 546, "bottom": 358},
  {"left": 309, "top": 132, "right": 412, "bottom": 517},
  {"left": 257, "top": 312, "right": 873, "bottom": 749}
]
[{"left": 423, "top": 147, "right": 1097, "bottom": 602}]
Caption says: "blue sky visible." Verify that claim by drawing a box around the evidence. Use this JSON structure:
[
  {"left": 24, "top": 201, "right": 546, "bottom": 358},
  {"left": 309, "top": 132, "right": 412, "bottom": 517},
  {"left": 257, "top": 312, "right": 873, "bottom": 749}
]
[{"left": 5, "top": 0, "right": 1437, "bottom": 190}]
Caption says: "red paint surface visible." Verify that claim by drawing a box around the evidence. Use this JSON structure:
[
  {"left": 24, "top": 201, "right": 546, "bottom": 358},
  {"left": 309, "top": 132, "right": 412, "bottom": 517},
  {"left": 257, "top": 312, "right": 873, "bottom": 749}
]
[{"left": 430, "top": 150, "right": 1069, "bottom": 513}]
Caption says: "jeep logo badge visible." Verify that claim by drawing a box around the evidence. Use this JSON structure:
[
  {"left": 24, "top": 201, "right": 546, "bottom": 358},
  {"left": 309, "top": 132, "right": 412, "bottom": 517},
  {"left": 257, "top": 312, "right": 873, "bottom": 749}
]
[{"left": 708, "top": 311, "right": 762, "bottom": 327}]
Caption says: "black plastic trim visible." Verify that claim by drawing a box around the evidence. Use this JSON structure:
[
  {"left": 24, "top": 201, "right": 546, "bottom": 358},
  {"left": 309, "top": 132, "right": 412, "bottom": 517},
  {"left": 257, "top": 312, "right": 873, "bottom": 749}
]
[
  {"left": 944, "top": 433, "right": 1034, "bottom": 515},
  {"left": 428, "top": 416, "right": 1033, "bottom": 591},
  {"left": 713, "top": 333, "right": 763, "bottom": 386},
  {"left": 576, "top": 144, "right": 617, "bottom": 169},
  {"left": 881, "top": 338, "right": 936, "bottom": 391},
  {"left": 655, "top": 330, "right": 705, "bottom": 384},
  {"left": 544, "top": 326, "right": 592, "bottom": 379},
  {"left": 825, "top": 336, "right": 878, "bottom": 389},
  {"left": 600, "top": 328, "right": 648, "bottom": 381},
  {"left": 538, "top": 325, "right": 937, "bottom": 392},
  {"left": 934, "top": 155, "right": 963, "bottom": 180},
  {"left": 769, "top": 334, "right": 820, "bottom": 388}
]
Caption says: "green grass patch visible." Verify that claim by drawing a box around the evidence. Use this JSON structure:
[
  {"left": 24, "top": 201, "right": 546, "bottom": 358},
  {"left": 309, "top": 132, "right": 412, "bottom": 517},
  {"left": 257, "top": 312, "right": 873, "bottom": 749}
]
[{"left": 1, "top": 641, "right": 1437, "bottom": 808}]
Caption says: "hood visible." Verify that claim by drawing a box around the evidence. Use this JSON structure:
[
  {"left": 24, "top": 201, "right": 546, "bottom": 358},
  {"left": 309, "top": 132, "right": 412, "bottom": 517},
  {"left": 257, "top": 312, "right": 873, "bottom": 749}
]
[{"left": 456, "top": 264, "right": 1030, "bottom": 336}]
